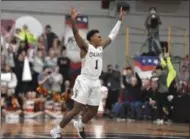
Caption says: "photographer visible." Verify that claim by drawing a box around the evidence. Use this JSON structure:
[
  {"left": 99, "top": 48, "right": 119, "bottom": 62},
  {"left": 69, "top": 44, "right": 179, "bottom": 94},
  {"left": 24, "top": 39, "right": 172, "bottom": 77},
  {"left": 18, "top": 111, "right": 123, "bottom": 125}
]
[
  {"left": 37, "top": 67, "right": 52, "bottom": 96},
  {"left": 145, "top": 7, "right": 162, "bottom": 55}
]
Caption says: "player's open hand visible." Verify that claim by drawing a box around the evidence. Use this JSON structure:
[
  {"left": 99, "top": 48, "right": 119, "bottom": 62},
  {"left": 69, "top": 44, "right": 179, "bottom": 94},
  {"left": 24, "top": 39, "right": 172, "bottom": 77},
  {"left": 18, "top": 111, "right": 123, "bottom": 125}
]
[
  {"left": 119, "top": 7, "right": 126, "bottom": 21},
  {"left": 71, "top": 8, "right": 79, "bottom": 20}
]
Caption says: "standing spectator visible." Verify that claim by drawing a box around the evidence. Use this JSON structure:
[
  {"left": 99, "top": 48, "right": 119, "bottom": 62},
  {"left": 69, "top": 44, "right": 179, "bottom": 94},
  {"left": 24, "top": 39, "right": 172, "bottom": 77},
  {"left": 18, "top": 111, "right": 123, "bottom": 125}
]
[
  {"left": 57, "top": 46, "right": 71, "bottom": 81},
  {"left": 144, "top": 7, "right": 162, "bottom": 54},
  {"left": 5, "top": 44, "right": 15, "bottom": 71},
  {"left": 45, "top": 48, "right": 57, "bottom": 69},
  {"left": 37, "top": 36, "right": 46, "bottom": 51},
  {"left": 32, "top": 49, "right": 45, "bottom": 90},
  {"left": 42, "top": 25, "right": 58, "bottom": 51},
  {"left": 49, "top": 66, "right": 63, "bottom": 93},
  {"left": 52, "top": 39, "right": 62, "bottom": 56},
  {"left": 14, "top": 50, "right": 25, "bottom": 96}
]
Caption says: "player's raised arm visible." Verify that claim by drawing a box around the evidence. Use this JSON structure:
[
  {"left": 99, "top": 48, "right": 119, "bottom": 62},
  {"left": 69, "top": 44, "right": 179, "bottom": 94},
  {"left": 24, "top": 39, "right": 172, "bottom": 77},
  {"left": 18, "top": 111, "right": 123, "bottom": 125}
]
[
  {"left": 70, "top": 8, "right": 88, "bottom": 51},
  {"left": 102, "top": 7, "right": 125, "bottom": 49}
]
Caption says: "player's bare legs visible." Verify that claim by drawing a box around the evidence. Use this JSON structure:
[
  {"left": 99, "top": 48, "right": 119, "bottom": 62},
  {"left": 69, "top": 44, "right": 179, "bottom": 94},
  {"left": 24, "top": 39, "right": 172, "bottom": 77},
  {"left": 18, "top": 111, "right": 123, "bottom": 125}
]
[
  {"left": 73, "top": 105, "right": 98, "bottom": 138},
  {"left": 59, "top": 101, "right": 84, "bottom": 128},
  {"left": 81, "top": 105, "right": 98, "bottom": 123},
  {"left": 50, "top": 101, "right": 84, "bottom": 138}
]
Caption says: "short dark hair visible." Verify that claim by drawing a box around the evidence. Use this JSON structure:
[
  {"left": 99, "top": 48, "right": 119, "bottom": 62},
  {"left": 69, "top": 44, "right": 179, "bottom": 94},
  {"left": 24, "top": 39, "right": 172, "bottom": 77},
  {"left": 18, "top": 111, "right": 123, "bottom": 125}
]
[
  {"left": 86, "top": 29, "right": 99, "bottom": 41},
  {"left": 45, "top": 24, "right": 51, "bottom": 29},
  {"left": 125, "top": 66, "right": 132, "bottom": 69}
]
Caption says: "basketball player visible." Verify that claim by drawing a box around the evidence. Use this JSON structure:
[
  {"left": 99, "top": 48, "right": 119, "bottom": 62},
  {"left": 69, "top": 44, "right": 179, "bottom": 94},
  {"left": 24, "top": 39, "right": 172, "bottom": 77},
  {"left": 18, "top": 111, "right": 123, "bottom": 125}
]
[{"left": 50, "top": 7, "right": 125, "bottom": 139}]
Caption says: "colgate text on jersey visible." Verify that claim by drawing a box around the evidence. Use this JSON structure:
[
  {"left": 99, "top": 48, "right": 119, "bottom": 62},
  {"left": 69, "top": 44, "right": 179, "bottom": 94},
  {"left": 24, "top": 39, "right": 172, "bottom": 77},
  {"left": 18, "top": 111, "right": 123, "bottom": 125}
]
[{"left": 89, "top": 52, "right": 103, "bottom": 57}]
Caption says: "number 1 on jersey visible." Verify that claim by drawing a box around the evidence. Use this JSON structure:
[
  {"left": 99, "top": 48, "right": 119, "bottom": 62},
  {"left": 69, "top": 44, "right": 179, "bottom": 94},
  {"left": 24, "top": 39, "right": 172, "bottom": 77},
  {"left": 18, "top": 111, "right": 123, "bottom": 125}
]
[{"left": 95, "top": 60, "right": 98, "bottom": 70}]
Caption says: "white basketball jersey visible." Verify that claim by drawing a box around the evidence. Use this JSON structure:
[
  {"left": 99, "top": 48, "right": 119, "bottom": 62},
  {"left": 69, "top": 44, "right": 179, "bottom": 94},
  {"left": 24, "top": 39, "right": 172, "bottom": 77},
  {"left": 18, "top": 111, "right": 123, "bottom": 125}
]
[{"left": 81, "top": 44, "right": 103, "bottom": 79}]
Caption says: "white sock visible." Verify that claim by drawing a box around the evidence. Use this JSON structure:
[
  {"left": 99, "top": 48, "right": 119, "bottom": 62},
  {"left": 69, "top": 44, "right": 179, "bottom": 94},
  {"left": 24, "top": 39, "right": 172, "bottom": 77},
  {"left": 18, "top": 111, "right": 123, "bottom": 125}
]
[
  {"left": 78, "top": 119, "right": 85, "bottom": 129},
  {"left": 55, "top": 125, "right": 61, "bottom": 132}
]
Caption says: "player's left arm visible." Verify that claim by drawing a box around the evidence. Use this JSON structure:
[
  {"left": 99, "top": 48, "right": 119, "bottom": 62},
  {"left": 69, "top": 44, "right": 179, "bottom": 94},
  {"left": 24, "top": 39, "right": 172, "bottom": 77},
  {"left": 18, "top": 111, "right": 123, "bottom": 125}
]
[{"left": 102, "top": 7, "right": 125, "bottom": 49}]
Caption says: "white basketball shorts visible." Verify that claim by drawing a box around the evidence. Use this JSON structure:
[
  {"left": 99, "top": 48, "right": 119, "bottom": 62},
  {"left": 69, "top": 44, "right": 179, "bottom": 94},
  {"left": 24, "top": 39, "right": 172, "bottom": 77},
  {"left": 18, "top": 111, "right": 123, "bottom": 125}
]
[{"left": 71, "top": 75, "right": 101, "bottom": 106}]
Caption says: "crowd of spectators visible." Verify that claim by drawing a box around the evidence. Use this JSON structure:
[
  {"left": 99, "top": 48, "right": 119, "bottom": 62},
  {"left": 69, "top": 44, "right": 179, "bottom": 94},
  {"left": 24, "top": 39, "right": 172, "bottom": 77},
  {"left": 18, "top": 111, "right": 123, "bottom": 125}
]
[
  {"left": 1, "top": 23, "right": 190, "bottom": 125},
  {"left": 1, "top": 24, "right": 74, "bottom": 121}
]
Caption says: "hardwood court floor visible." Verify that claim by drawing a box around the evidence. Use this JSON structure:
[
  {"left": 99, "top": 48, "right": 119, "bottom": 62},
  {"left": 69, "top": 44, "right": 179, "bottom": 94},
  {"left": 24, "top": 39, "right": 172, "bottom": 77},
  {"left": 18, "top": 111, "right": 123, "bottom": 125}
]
[{"left": 1, "top": 118, "right": 190, "bottom": 139}]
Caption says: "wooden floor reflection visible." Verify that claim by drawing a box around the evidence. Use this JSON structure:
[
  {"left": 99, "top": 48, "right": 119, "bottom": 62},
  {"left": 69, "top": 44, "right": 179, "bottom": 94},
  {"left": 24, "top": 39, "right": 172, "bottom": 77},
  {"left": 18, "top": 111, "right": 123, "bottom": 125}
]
[{"left": 1, "top": 118, "right": 190, "bottom": 139}]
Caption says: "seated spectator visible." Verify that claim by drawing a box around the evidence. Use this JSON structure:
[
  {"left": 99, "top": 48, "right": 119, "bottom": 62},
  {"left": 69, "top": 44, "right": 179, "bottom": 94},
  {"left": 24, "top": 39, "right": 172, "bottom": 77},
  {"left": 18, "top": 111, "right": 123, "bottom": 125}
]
[
  {"left": 112, "top": 68, "right": 134, "bottom": 120},
  {"left": 144, "top": 79, "right": 160, "bottom": 123},
  {"left": 23, "top": 91, "right": 44, "bottom": 118},
  {"left": 45, "top": 48, "right": 57, "bottom": 69},
  {"left": 37, "top": 67, "right": 52, "bottom": 96},
  {"left": 2, "top": 89, "right": 22, "bottom": 118},
  {"left": 62, "top": 80, "right": 71, "bottom": 93},
  {"left": 45, "top": 93, "right": 67, "bottom": 119},
  {"left": 141, "top": 79, "right": 152, "bottom": 119},
  {"left": 49, "top": 66, "right": 63, "bottom": 93},
  {"left": 1, "top": 64, "right": 18, "bottom": 95},
  {"left": 130, "top": 74, "right": 143, "bottom": 120}
]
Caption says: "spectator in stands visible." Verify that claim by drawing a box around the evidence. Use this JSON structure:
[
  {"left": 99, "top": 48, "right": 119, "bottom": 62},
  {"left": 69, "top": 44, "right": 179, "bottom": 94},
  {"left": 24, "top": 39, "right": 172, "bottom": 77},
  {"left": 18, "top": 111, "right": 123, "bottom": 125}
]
[
  {"left": 45, "top": 48, "right": 57, "bottom": 69},
  {"left": 179, "top": 65, "right": 189, "bottom": 91},
  {"left": 62, "top": 80, "right": 71, "bottom": 93},
  {"left": 57, "top": 46, "right": 71, "bottom": 82},
  {"left": 141, "top": 79, "right": 152, "bottom": 119},
  {"left": 45, "top": 93, "right": 66, "bottom": 119},
  {"left": 49, "top": 66, "right": 63, "bottom": 93},
  {"left": 145, "top": 7, "right": 162, "bottom": 55},
  {"left": 5, "top": 44, "right": 15, "bottom": 70},
  {"left": 37, "top": 67, "right": 52, "bottom": 96},
  {"left": 147, "top": 79, "right": 161, "bottom": 124},
  {"left": 1, "top": 64, "right": 18, "bottom": 95},
  {"left": 2, "top": 89, "right": 21, "bottom": 117},
  {"left": 52, "top": 39, "right": 62, "bottom": 56},
  {"left": 129, "top": 73, "right": 143, "bottom": 120},
  {"left": 18, "top": 25, "right": 37, "bottom": 48},
  {"left": 14, "top": 50, "right": 25, "bottom": 95},
  {"left": 37, "top": 36, "right": 46, "bottom": 51},
  {"left": 112, "top": 67, "right": 134, "bottom": 119},
  {"left": 42, "top": 25, "right": 58, "bottom": 51},
  {"left": 32, "top": 49, "right": 45, "bottom": 90},
  {"left": 151, "top": 53, "right": 177, "bottom": 124},
  {"left": 105, "top": 64, "right": 121, "bottom": 113},
  {"left": 23, "top": 91, "right": 44, "bottom": 118}
]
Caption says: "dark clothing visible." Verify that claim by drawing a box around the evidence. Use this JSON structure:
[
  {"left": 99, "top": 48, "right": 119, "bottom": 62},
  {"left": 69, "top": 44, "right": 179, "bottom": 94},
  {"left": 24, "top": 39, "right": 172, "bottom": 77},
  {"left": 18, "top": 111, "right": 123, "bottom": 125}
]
[
  {"left": 122, "top": 73, "right": 142, "bottom": 102},
  {"left": 145, "top": 14, "right": 162, "bottom": 54},
  {"left": 104, "top": 70, "right": 121, "bottom": 111},
  {"left": 42, "top": 32, "right": 57, "bottom": 51},
  {"left": 14, "top": 59, "right": 24, "bottom": 95},
  {"left": 57, "top": 57, "right": 71, "bottom": 80},
  {"left": 145, "top": 14, "right": 162, "bottom": 36}
]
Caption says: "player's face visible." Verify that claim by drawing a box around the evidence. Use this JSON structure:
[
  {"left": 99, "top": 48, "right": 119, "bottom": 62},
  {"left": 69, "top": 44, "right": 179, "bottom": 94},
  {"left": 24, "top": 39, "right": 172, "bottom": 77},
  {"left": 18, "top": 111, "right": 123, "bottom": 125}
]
[{"left": 91, "top": 33, "right": 102, "bottom": 47}]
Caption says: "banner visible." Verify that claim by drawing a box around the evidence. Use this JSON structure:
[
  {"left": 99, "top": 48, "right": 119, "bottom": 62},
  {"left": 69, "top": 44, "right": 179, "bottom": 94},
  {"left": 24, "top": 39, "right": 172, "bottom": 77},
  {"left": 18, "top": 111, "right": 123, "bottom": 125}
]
[
  {"left": 64, "top": 15, "right": 89, "bottom": 83},
  {"left": 1, "top": 19, "right": 15, "bottom": 37}
]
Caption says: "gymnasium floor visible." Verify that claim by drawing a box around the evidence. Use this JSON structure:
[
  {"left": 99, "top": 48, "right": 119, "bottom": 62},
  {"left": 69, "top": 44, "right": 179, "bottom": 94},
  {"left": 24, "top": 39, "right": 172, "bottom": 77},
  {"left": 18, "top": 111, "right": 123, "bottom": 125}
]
[{"left": 1, "top": 118, "right": 190, "bottom": 139}]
